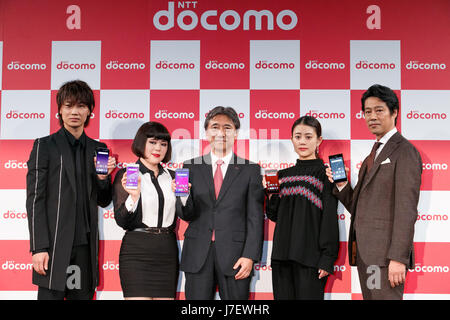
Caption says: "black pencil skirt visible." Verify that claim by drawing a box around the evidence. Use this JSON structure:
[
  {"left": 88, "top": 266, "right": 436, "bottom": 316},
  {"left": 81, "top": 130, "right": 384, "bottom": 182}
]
[{"left": 119, "top": 230, "right": 179, "bottom": 298}]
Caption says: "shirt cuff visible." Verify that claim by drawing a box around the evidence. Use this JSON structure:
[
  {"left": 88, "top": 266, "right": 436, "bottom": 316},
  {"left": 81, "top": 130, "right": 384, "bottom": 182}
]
[
  {"left": 125, "top": 195, "right": 139, "bottom": 213},
  {"left": 180, "top": 195, "right": 189, "bottom": 206}
]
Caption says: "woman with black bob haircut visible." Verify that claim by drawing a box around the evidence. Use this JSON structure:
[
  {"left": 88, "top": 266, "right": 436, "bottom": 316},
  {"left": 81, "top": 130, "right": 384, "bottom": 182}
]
[{"left": 113, "top": 121, "right": 181, "bottom": 300}]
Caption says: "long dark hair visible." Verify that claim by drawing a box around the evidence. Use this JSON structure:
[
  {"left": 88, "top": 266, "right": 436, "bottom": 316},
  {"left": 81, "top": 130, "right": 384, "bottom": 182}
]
[{"left": 291, "top": 116, "right": 322, "bottom": 158}]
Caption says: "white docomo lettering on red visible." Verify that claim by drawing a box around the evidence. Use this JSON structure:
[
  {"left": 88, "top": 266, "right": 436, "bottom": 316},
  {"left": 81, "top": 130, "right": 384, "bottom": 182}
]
[
  {"left": 409, "top": 264, "right": 450, "bottom": 273},
  {"left": 115, "top": 162, "right": 130, "bottom": 169},
  {"left": 103, "top": 261, "right": 120, "bottom": 270},
  {"left": 305, "top": 60, "right": 345, "bottom": 70},
  {"left": 406, "top": 61, "right": 446, "bottom": 70},
  {"left": 355, "top": 61, "right": 396, "bottom": 70},
  {"left": 105, "top": 110, "right": 145, "bottom": 119},
  {"left": 205, "top": 60, "right": 245, "bottom": 70},
  {"left": 255, "top": 110, "right": 295, "bottom": 119},
  {"left": 155, "top": 110, "right": 195, "bottom": 119},
  {"left": 106, "top": 60, "right": 146, "bottom": 70},
  {"left": 7, "top": 61, "right": 47, "bottom": 70},
  {"left": 305, "top": 110, "right": 346, "bottom": 119},
  {"left": 3, "top": 211, "right": 28, "bottom": 219},
  {"left": 406, "top": 110, "right": 447, "bottom": 120},
  {"left": 255, "top": 60, "right": 295, "bottom": 70},
  {"left": 155, "top": 60, "right": 195, "bottom": 70},
  {"left": 6, "top": 110, "right": 45, "bottom": 120},
  {"left": 334, "top": 265, "right": 346, "bottom": 272},
  {"left": 355, "top": 111, "right": 365, "bottom": 119},
  {"left": 422, "top": 163, "right": 448, "bottom": 171},
  {"left": 4, "top": 160, "right": 28, "bottom": 169},
  {"left": 56, "top": 61, "right": 96, "bottom": 70},
  {"left": 2, "top": 261, "right": 33, "bottom": 271}
]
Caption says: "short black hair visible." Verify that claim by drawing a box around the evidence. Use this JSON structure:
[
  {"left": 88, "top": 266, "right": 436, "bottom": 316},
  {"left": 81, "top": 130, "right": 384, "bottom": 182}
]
[
  {"left": 204, "top": 106, "right": 240, "bottom": 130},
  {"left": 131, "top": 122, "right": 172, "bottom": 163},
  {"left": 361, "top": 84, "right": 399, "bottom": 125},
  {"left": 56, "top": 80, "right": 95, "bottom": 126}
]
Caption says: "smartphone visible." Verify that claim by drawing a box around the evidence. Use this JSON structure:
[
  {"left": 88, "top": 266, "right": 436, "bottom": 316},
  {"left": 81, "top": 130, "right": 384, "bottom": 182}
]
[
  {"left": 328, "top": 153, "right": 348, "bottom": 183},
  {"left": 125, "top": 164, "right": 140, "bottom": 189},
  {"left": 265, "top": 169, "right": 280, "bottom": 193},
  {"left": 175, "top": 168, "right": 189, "bottom": 196},
  {"left": 95, "top": 147, "right": 110, "bottom": 175}
]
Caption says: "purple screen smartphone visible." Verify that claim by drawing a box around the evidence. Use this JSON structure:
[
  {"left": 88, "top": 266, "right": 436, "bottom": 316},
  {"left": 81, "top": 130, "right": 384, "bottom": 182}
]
[
  {"left": 95, "top": 147, "right": 109, "bottom": 175},
  {"left": 126, "top": 164, "right": 139, "bottom": 189},
  {"left": 175, "top": 168, "right": 189, "bottom": 196}
]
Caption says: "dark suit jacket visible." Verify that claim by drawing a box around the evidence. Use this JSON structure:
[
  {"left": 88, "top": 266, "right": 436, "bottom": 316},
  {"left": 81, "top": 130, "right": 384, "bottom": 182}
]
[
  {"left": 334, "top": 132, "right": 422, "bottom": 268},
  {"left": 26, "top": 128, "right": 112, "bottom": 291},
  {"left": 178, "top": 153, "right": 265, "bottom": 277}
]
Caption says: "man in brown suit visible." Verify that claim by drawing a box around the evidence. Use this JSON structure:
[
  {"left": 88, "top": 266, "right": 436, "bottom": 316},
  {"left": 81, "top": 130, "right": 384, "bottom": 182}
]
[{"left": 326, "top": 84, "right": 422, "bottom": 299}]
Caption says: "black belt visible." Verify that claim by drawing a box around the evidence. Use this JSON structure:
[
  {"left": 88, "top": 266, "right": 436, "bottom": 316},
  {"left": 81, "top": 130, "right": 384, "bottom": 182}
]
[{"left": 131, "top": 227, "right": 173, "bottom": 234}]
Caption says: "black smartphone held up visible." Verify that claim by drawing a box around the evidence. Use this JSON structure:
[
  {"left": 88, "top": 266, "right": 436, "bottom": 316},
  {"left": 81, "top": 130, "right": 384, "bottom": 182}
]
[
  {"left": 265, "top": 169, "right": 280, "bottom": 194},
  {"left": 328, "top": 153, "right": 348, "bottom": 183},
  {"left": 175, "top": 168, "right": 190, "bottom": 196},
  {"left": 95, "top": 147, "right": 110, "bottom": 175}
]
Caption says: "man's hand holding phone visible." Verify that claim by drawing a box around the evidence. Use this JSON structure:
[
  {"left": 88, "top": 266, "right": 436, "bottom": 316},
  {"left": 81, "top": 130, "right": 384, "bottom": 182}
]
[{"left": 327, "top": 154, "right": 349, "bottom": 189}]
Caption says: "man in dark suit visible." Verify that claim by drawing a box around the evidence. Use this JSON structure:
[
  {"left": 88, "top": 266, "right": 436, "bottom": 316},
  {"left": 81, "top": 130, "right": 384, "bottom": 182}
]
[
  {"left": 177, "top": 106, "right": 264, "bottom": 300},
  {"left": 26, "top": 80, "right": 115, "bottom": 300},
  {"left": 327, "top": 84, "right": 422, "bottom": 299}
]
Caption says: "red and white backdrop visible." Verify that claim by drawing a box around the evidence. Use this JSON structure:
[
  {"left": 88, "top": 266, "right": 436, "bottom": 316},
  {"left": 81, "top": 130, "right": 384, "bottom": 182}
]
[{"left": 0, "top": 0, "right": 449, "bottom": 300}]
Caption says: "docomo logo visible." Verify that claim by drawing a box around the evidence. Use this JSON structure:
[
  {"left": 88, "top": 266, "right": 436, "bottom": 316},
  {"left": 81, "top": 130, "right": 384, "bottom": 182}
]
[
  {"left": 3, "top": 210, "right": 27, "bottom": 219},
  {"left": 254, "top": 263, "right": 272, "bottom": 271},
  {"left": 355, "top": 110, "right": 365, "bottom": 120},
  {"left": 416, "top": 213, "right": 448, "bottom": 221},
  {"left": 103, "top": 209, "right": 115, "bottom": 219},
  {"left": 355, "top": 60, "right": 396, "bottom": 70},
  {"left": 406, "top": 61, "right": 447, "bottom": 70},
  {"left": 334, "top": 265, "right": 347, "bottom": 272},
  {"left": 409, "top": 264, "right": 450, "bottom": 273},
  {"left": 258, "top": 161, "right": 294, "bottom": 170},
  {"left": 2, "top": 261, "right": 33, "bottom": 271},
  {"left": 155, "top": 60, "right": 196, "bottom": 70},
  {"left": 255, "top": 60, "right": 295, "bottom": 70},
  {"left": 55, "top": 112, "right": 95, "bottom": 119},
  {"left": 205, "top": 60, "right": 245, "bottom": 70},
  {"left": 161, "top": 162, "right": 184, "bottom": 169},
  {"left": 105, "top": 110, "right": 145, "bottom": 119},
  {"left": 6, "top": 110, "right": 45, "bottom": 120},
  {"left": 153, "top": 1, "right": 298, "bottom": 31},
  {"left": 422, "top": 163, "right": 448, "bottom": 171},
  {"left": 56, "top": 61, "right": 96, "bottom": 70},
  {"left": 106, "top": 60, "right": 146, "bottom": 70},
  {"left": 305, "top": 60, "right": 345, "bottom": 70},
  {"left": 7, "top": 61, "right": 47, "bottom": 71},
  {"left": 255, "top": 110, "right": 295, "bottom": 120},
  {"left": 305, "top": 110, "right": 346, "bottom": 120},
  {"left": 103, "top": 261, "right": 120, "bottom": 271},
  {"left": 4, "top": 160, "right": 28, "bottom": 169},
  {"left": 406, "top": 110, "right": 447, "bottom": 120},
  {"left": 155, "top": 110, "right": 195, "bottom": 119}
]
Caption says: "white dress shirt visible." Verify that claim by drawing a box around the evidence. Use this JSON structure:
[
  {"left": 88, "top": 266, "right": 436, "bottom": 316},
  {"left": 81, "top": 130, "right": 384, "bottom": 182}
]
[{"left": 210, "top": 151, "right": 233, "bottom": 179}]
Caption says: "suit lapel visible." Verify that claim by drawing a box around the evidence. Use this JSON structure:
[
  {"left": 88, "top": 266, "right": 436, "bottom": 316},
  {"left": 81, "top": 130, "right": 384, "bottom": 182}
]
[
  {"left": 54, "top": 128, "right": 76, "bottom": 193},
  {"left": 216, "top": 153, "right": 241, "bottom": 204},
  {"left": 199, "top": 153, "right": 216, "bottom": 203},
  {"left": 361, "top": 132, "right": 402, "bottom": 192}
]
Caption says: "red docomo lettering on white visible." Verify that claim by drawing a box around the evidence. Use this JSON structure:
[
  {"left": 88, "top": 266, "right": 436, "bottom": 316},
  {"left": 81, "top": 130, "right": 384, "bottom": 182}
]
[
  {"left": 258, "top": 161, "right": 294, "bottom": 170},
  {"left": 6, "top": 110, "right": 45, "bottom": 120},
  {"left": 255, "top": 60, "right": 295, "bottom": 70},
  {"left": 153, "top": 1, "right": 298, "bottom": 31},
  {"left": 56, "top": 61, "right": 96, "bottom": 70},
  {"left": 155, "top": 110, "right": 195, "bottom": 119},
  {"left": 103, "top": 261, "right": 120, "bottom": 270},
  {"left": 155, "top": 61, "right": 195, "bottom": 70},
  {"left": 355, "top": 61, "right": 396, "bottom": 70},
  {"left": 7, "top": 61, "right": 47, "bottom": 70},
  {"left": 4, "top": 160, "right": 28, "bottom": 169},
  {"left": 254, "top": 263, "right": 272, "bottom": 271},
  {"left": 2, "top": 261, "right": 33, "bottom": 271},
  {"left": 205, "top": 60, "right": 245, "bottom": 70},
  {"left": 3, "top": 211, "right": 27, "bottom": 219},
  {"left": 406, "top": 110, "right": 447, "bottom": 120},
  {"left": 105, "top": 110, "right": 145, "bottom": 119},
  {"left": 255, "top": 110, "right": 295, "bottom": 120},
  {"left": 305, "top": 110, "right": 346, "bottom": 119},
  {"left": 305, "top": 60, "right": 345, "bottom": 70},
  {"left": 103, "top": 210, "right": 115, "bottom": 219},
  {"left": 409, "top": 264, "right": 450, "bottom": 273},
  {"left": 106, "top": 60, "right": 146, "bottom": 70},
  {"left": 416, "top": 213, "right": 448, "bottom": 221},
  {"left": 406, "top": 61, "right": 446, "bottom": 70},
  {"left": 161, "top": 162, "right": 184, "bottom": 169}
]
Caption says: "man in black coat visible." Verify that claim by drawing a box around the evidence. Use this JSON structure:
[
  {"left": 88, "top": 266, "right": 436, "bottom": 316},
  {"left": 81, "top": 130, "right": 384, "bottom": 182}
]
[
  {"left": 26, "top": 80, "right": 115, "bottom": 300},
  {"left": 178, "top": 106, "right": 265, "bottom": 300}
]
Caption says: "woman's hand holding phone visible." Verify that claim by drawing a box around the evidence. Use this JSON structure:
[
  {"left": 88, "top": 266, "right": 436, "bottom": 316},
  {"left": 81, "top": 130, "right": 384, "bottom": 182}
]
[{"left": 121, "top": 171, "right": 141, "bottom": 203}]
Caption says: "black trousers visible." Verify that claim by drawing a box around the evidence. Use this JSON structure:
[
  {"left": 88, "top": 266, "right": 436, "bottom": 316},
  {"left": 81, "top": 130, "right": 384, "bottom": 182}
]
[
  {"left": 37, "top": 245, "right": 94, "bottom": 300},
  {"left": 184, "top": 242, "right": 251, "bottom": 300},
  {"left": 271, "top": 260, "right": 327, "bottom": 300}
]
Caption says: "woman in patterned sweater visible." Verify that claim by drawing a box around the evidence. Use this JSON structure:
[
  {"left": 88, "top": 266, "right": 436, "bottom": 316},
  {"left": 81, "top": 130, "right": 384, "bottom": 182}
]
[{"left": 265, "top": 116, "right": 339, "bottom": 300}]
